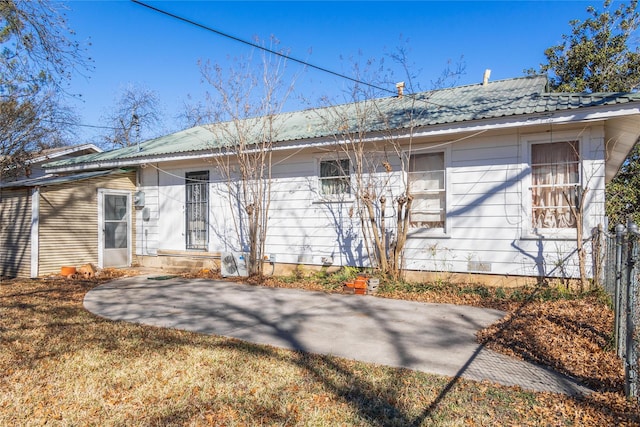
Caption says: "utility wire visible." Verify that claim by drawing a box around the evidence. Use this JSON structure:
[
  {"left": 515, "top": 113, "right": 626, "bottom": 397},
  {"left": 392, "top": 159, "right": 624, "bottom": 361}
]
[
  {"left": 41, "top": 119, "right": 119, "bottom": 130},
  {"left": 131, "top": 0, "right": 391, "bottom": 94},
  {"left": 49, "top": 1, "right": 470, "bottom": 133},
  {"left": 130, "top": 0, "right": 458, "bottom": 111}
]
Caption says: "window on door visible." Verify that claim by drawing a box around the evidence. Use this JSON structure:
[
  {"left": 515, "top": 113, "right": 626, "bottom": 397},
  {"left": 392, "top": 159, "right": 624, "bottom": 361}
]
[
  {"left": 408, "top": 152, "right": 446, "bottom": 229},
  {"left": 99, "top": 190, "right": 130, "bottom": 269},
  {"left": 186, "top": 171, "right": 209, "bottom": 250},
  {"left": 531, "top": 141, "right": 580, "bottom": 229},
  {"left": 104, "top": 194, "right": 128, "bottom": 249}
]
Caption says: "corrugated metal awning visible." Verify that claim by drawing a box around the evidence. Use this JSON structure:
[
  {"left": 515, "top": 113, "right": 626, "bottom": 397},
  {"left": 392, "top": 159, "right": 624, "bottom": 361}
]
[{"left": 0, "top": 169, "right": 130, "bottom": 189}]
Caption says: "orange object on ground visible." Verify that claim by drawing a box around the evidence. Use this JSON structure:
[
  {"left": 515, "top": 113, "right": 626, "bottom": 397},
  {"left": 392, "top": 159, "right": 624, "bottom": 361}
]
[
  {"left": 354, "top": 277, "right": 367, "bottom": 289},
  {"left": 61, "top": 266, "right": 76, "bottom": 276}
]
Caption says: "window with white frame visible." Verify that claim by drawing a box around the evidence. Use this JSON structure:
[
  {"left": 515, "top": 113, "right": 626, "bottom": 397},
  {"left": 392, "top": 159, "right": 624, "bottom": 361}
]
[
  {"left": 531, "top": 141, "right": 580, "bottom": 229},
  {"left": 319, "top": 159, "right": 350, "bottom": 196},
  {"left": 185, "top": 171, "right": 209, "bottom": 250},
  {"left": 408, "top": 152, "right": 445, "bottom": 229}
]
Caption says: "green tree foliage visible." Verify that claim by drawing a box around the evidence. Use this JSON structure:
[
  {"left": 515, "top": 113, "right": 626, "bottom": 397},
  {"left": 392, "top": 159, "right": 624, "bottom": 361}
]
[
  {"left": 606, "top": 143, "right": 640, "bottom": 227},
  {"left": 536, "top": 0, "right": 640, "bottom": 93},
  {"left": 533, "top": 1, "right": 640, "bottom": 229},
  {"left": 0, "top": 0, "right": 85, "bottom": 181}
]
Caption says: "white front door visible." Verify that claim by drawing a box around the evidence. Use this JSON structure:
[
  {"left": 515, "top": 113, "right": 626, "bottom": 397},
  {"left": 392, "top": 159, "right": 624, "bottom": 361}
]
[{"left": 98, "top": 190, "right": 131, "bottom": 268}]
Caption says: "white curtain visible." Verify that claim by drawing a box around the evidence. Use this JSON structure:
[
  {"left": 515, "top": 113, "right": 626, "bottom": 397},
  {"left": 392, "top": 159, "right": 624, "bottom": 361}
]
[
  {"left": 531, "top": 141, "right": 579, "bottom": 229},
  {"left": 409, "top": 153, "right": 445, "bottom": 228},
  {"left": 320, "top": 159, "right": 350, "bottom": 195}
]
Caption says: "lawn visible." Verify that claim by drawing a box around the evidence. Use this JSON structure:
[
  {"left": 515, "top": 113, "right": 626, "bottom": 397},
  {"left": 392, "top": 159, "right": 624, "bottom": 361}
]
[{"left": 1, "top": 272, "right": 639, "bottom": 426}]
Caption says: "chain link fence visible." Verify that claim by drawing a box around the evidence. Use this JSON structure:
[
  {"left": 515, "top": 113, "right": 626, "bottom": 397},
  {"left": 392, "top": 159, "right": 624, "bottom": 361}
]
[{"left": 599, "top": 222, "right": 639, "bottom": 401}]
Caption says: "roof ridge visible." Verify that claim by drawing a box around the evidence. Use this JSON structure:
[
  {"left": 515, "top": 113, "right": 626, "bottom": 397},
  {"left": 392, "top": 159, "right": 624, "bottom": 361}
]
[{"left": 195, "top": 75, "right": 549, "bottom": 128}]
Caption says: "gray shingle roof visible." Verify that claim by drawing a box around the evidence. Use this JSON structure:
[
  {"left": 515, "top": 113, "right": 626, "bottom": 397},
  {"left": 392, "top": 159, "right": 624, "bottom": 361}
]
[{"left": 45, "top": 75, "right": 640, "bottom": 169}]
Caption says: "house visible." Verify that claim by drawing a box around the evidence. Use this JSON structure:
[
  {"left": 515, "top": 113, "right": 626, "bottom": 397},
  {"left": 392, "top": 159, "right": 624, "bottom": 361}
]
[
  {"left": 1, "top": 143, "right": 103, "bottom": 184},
  {"left": 4, "top": 75, "right": 640, "bottom": 283},
  {"left": 0, "top": 144, "right": 126, "bottom": 279},
  {"left": 0, "top": 169, "right": 136, "bottom": 278}
]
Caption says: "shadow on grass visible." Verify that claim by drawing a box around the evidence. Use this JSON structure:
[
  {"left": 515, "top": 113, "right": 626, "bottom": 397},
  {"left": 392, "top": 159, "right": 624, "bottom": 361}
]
[
  {"left": 1, "top": 279, "right": 422, "bottom": 424},
  {"left": 2, "top": 277, "right": 638, "bottom": 425}
]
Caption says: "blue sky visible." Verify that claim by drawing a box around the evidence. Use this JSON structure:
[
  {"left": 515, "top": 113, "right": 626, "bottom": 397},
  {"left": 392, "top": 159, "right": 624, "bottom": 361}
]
[{"left": 64, "top": 0, "right": 596, "bottom": 143}]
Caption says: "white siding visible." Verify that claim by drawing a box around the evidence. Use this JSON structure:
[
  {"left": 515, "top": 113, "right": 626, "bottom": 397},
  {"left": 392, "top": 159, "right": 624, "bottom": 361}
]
[
  {"left": 157, "top": 166, "right": 190, "bottom": 251},
  {"left": 266, "top": 154, "right": 366, "bottom": 266},
  {"left": 137, "top": 166, "right": 160, "bottom": 255},
  {"left": 139, "top": 124, "right": 609, "bottom": 279}
]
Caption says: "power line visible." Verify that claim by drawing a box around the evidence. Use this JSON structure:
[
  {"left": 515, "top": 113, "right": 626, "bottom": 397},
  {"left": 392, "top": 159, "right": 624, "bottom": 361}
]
[
  {"left": 130, "top": 0, "right": 458, "bottom": 111},
  {"left": 131, "top": 0, "right": 392, "bottom": 95},
  {"left": 40, "top": 119, "right": 119, "bottom": 130}
]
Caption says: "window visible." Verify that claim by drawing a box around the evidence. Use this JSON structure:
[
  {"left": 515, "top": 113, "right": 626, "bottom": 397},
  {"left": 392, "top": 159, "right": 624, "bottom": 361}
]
[
  {"left": 408, "top": 152, "right": 445, "bottom": 229},
  {"left": 104, "top": 194, "right": 128, "bottom": 249},
  {"left": 319, "top": 159, "right": 350, "bottom": 196},
  {"left": 531, "top": 141, "right": 579, "bottom": 229},
  {"left": 185, "top": 171, "right": 209, "bottom": 250}
]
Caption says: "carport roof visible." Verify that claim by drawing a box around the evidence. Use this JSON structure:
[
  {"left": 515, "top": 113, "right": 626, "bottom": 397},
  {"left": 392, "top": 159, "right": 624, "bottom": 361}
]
[{"left": 0, "top": 169, "right": 129, "bottom": 189}]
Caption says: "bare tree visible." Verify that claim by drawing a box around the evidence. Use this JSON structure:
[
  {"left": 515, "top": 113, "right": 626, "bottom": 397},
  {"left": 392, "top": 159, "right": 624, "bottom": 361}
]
[
  {"left": 316, "top": 53, "right": 462, "bottom": 279},
  {"left": 565, "top": 186, "right": 591, "bottom": 290},
  {"left": 200, "top": 41, "right": 297, "bottom": 276},
  {"left": 318, "top": 89, "right": 417, "bottom": 279},
  {"left": 178, "top": 96, "right": 208, "bottom": 128},
  {"left": 100, "top": 84, "right": 162, "bottom": 149},
  {"left": 536, "top": 135, "right": 603, "bottom": 290},
  {"left": 0, "top": 91, "right": 77, "bottom": 181},
  {"left": 0, "top": 0, "right": 87, "bottom": 180}
]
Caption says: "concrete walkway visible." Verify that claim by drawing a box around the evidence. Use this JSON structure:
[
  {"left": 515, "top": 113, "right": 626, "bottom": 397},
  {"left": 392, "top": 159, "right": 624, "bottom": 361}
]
[{"left": 84, "top": 275, "right": 592, "bottom": 396}]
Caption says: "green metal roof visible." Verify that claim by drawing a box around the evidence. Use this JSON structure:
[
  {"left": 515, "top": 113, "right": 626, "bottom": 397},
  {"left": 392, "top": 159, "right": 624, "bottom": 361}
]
[{"left": 44, "top": 75, "right": 640, "bottom": 169}]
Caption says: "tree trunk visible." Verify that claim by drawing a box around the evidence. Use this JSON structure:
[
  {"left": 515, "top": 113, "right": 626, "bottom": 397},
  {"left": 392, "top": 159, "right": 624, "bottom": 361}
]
[
  {"left": 390, "top": 195, "right": 412, "bottom": 279},
  {"left": 363, "top": 195, "right": 388, "bottom": 272}
]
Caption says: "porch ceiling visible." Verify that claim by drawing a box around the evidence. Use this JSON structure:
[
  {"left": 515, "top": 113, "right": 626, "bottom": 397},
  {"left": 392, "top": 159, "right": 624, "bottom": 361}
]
[{"left": 605, "top": 114, "right": 640, "bottom": 182}]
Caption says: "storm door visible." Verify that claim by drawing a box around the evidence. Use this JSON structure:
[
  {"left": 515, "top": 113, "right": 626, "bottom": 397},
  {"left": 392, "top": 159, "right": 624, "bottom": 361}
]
[
  {"left": 99, "top": 190, "right": 131, "bottom": 268},
  {"left": 185, "top": 171, "right": 209, "bottom": 250}
]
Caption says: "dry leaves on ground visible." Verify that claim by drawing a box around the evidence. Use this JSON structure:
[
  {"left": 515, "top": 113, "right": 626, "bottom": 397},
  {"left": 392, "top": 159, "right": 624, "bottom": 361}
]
[
  {"left": 3, "top": 270, "right": 638, "bottom": 425},
  {"left": 477, "top": 297, "right": 622, "bottom": 392}
]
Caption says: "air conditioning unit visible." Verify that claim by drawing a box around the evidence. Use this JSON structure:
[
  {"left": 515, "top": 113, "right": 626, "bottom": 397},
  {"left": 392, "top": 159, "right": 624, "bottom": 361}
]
[{"left": 220, "top": 252, "right": 248, "bottom": 277}]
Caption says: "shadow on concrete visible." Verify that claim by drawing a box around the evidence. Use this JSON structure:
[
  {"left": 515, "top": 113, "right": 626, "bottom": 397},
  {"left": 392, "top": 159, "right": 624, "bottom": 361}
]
[{"left": 84, "top": 276, "right": 593, "bottom": 424}]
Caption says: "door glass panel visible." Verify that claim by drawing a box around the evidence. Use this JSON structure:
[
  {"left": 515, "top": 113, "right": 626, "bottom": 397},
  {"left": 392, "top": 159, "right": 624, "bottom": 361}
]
[
  {"left": 105, "top": 195, "right": 127, "bottom": 221},
  {"left": 101, "top": 191, "right": 130, "bottom": 268},
  {"left": 105, "top": 222, "right": 127, "bottom": 249}
]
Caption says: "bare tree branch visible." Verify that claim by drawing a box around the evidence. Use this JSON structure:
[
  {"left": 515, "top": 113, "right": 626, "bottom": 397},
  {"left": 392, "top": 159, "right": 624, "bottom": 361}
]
[{"left": 100, "top": 84, "right": 162, "bottom": 148}]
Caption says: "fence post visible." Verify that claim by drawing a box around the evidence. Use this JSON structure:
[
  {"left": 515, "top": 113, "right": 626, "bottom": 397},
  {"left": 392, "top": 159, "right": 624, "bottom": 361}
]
[
  {"left": 625, "top": 221, "right": 638, "bottom": 400},
  {"left": 616, "top": 223, "right": 625, "bottom": 357}
]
